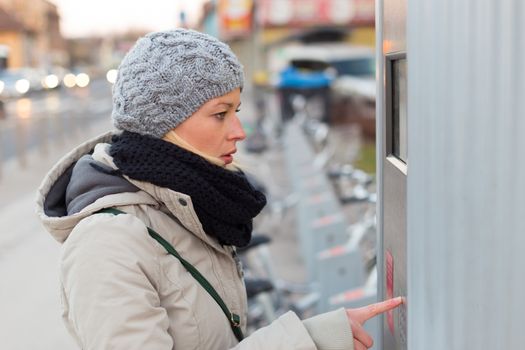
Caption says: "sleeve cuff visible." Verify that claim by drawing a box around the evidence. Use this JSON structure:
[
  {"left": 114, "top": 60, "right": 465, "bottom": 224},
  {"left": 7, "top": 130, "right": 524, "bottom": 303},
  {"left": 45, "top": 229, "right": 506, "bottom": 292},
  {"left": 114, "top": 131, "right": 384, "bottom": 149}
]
[{"left": 302, "top": 308, "right": 354, "bottom": 350}]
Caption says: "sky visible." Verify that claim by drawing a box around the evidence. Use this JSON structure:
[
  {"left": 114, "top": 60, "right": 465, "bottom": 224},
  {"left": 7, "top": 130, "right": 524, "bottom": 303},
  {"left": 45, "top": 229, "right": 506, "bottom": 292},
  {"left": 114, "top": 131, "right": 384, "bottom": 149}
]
[{"left": 49, "top": 0, "right": 207, "bottom": 38}]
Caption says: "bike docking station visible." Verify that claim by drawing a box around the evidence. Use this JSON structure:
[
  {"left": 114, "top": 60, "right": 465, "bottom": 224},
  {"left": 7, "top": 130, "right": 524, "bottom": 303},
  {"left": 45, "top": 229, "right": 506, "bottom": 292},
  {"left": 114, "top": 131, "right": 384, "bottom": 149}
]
[
  {"left": 282, "top": 119, "right": 378, "bottom": 324},
  {"left": 284, "top": 122, "right": 349, "bottom": 280}
]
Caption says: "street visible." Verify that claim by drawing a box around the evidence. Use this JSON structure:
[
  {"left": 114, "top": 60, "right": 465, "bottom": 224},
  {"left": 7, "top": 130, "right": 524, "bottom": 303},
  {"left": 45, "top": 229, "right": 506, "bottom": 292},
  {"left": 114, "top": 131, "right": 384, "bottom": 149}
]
[
  {"left": 0, "top": 192, "right": 78, "bottom": 349},
  {"left": 0, "top": 79, "right": 112, "bottom": 164}
]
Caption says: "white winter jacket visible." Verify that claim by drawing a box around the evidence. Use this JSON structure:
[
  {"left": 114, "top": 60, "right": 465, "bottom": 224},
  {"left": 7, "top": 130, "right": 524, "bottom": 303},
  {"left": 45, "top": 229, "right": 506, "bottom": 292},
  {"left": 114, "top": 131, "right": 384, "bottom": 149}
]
[{"left": 36, "top": 132, "right": 354, "bottom": 350}]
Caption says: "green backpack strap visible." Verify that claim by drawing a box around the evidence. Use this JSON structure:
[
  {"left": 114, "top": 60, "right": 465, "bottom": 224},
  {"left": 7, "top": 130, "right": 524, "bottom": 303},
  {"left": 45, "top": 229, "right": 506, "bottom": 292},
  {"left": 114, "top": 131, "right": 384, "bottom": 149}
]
[{"left": 96, "top": 207, "right": 244, "bottom": 342}]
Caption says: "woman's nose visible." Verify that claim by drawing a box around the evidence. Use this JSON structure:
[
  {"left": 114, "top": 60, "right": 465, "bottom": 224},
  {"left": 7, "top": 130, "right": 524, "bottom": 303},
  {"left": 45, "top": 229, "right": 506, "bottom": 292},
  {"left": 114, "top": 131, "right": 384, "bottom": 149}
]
[{"left": 229, "top": 115, "right": 246, "bottom": 141}]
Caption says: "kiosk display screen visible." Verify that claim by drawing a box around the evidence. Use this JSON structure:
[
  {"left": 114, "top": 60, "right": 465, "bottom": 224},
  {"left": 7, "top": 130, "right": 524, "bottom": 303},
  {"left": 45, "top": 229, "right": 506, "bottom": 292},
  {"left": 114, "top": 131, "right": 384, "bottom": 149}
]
[{"left": 392, "top": 58, "right": 407, "bottom": 163}]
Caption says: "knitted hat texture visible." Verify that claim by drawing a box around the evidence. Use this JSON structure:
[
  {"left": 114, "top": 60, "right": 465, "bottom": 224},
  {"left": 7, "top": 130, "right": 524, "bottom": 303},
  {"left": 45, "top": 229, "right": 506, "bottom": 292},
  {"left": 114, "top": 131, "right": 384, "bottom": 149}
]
[{"left": 111, "top": 29, "right": 244, "bottom": 138}]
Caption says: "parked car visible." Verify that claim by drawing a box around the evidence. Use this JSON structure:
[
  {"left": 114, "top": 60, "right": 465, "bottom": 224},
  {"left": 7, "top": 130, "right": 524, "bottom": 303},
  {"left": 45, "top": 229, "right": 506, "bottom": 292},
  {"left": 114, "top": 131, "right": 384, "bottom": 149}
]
[
  {"left": 277, "top": 44, "right": 376, "bottom": 99},
  {"left": 268, "top": 43, "right": 376, "bottom": 133},
  {"left": 0, "top": 69, "right": 31, "bottom": 98},
  {"left": 15, "top": 68, "right": 46, "bottom": 92},
  {"left": 269, "top": 43, "right": 375, "bottom": 79}
]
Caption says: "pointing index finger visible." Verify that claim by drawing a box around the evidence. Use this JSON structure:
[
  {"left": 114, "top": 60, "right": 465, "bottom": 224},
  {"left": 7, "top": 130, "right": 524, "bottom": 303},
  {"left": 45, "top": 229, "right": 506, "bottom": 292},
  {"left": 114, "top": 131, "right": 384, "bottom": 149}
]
[{"left": 355, "top": 297, "right": 404, "bottom": 323}]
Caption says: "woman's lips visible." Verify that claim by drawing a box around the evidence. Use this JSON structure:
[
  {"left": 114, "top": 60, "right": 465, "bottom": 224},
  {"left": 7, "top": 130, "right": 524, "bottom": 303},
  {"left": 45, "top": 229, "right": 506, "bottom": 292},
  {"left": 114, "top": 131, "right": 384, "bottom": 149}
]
[
  {"left": 221, "top": 154, "right": 233, "bottom": 164},
  {"left": 221, "top": 149, "right": 236, "bottom": 165}
]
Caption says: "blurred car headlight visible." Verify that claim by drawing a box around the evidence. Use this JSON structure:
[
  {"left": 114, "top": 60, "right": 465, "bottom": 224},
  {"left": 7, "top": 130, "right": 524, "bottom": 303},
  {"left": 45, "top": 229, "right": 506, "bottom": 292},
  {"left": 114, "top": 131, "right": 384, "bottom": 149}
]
[
  {"left": 0, "top": 80, "right": 4, "bottom": 94},
  {"left": 63, "top": 73, "right": 77, "bottom": 88},
  {"left": 15, "top": 79, "right": 30, "bottom": 94},
  {"left": 75, "top": 73, "right": 90, "bottom": 88},
  {"left": 43, "top": 74, "right": 59, "bottom": 89},
  {"left": 106, "top": 69, "right": 118, "bottom": 84}
]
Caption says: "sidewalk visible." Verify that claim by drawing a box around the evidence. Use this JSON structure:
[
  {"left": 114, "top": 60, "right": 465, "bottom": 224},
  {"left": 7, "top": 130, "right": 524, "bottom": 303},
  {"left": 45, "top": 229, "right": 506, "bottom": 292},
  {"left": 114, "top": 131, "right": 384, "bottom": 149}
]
[
  {"left": 0, "top": 191, "right": 78, "bottom": 349},
  {"left": 0, "top": 118, "right": 111, "bottom": 349}
]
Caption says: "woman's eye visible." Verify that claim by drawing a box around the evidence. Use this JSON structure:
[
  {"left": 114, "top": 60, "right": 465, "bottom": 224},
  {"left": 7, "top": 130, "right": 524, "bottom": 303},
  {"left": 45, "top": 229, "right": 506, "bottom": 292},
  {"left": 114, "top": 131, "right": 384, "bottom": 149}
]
[
  {"left": 235, "top": 109, "right": 241, "bottom": 113},
  {"left": 214, "top": 112, "right": 227, "bottom": 120}
]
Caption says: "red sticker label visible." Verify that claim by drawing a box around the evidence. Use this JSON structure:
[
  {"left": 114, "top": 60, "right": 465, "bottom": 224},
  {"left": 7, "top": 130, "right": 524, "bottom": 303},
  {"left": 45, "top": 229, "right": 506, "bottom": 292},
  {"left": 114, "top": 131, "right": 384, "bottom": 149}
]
[
  {"left": 307, "top": 193, "right": 328, "bottom": 204},
  {"left": 386, "top": 250, "right": 394, "bottom": 334},
  {"left": 343, "top": 288, "right": 365, "bottom": 301},
  {"left": 312, "top": 214, "right": 343, "bottom": 228}
]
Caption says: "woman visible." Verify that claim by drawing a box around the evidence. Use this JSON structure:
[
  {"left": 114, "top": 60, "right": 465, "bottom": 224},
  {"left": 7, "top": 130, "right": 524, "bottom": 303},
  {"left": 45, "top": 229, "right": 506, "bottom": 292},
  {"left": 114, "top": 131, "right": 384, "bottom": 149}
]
[{"left": 36, "top": 29, "right": 401, "bottom": 350}]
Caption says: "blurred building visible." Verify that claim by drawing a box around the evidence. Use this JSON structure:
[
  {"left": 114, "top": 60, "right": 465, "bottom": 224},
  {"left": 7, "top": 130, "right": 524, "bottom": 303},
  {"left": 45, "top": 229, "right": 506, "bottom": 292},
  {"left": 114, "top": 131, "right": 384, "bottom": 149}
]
[
  {"left": 198, "top": 0, "right": 256, "bottom": 80},
  {"left": 0, "top": 6, "right": 25, "bottom": 69},
  {"left": 66, "top": 37, "right": 103, "bottom": 70},
  {"left": 67, "top": 30, "right": 147, "bottom": 76},
  {"left": 197, "top": 0, "right": 375, "bottom": 86},
  {"left": 257, "top": 0, "right": 375, "bottom": 47},
  {"left": 0, "top": 0, "right": 66, "bottom": 69}
]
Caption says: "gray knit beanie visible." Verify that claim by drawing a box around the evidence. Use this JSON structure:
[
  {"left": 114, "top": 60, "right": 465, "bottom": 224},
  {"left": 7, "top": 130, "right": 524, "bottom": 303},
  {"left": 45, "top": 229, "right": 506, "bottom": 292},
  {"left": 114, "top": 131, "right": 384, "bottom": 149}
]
[{"left": 111, "top": 29, "right": 244, "bottom": 138}]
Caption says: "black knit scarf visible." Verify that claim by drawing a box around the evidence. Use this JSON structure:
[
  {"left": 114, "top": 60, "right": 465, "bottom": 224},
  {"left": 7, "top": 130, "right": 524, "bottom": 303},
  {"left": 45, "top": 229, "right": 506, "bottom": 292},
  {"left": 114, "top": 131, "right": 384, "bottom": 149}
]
[{"left": 109, "top": 131, "right": 267, "bottom": 247}]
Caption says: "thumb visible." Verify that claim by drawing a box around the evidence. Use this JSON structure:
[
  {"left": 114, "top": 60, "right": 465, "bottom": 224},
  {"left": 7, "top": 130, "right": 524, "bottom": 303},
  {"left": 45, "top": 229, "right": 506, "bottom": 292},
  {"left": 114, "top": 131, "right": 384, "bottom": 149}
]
[{"left": 347, "top": 297, "right": 404, "bottom": 324}]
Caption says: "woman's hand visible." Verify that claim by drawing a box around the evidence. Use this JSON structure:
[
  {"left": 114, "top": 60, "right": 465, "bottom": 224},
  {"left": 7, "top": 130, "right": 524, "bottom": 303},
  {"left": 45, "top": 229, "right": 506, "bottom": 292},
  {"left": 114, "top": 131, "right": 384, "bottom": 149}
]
[{"left": 346, "top": 297, "right": 404, "bottom": 350}]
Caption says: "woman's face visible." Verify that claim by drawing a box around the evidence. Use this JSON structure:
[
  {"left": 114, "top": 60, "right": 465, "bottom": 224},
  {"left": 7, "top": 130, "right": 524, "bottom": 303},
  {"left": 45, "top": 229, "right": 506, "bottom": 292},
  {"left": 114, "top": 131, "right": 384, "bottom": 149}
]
[{"left": 174, "top": 88, "right": 245, "bottom": 165}]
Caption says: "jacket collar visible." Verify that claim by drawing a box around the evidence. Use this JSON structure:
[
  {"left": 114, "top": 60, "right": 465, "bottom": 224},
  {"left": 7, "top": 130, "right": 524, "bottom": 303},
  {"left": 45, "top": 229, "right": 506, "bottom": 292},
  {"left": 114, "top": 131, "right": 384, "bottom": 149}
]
[{"left": 91, "top": 136, "right": 231, "bottom": 255}]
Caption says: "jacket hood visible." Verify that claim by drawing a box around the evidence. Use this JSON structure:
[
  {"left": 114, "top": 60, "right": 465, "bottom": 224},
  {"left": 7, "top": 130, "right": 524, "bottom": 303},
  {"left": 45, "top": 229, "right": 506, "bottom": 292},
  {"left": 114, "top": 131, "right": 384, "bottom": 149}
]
[
  {"left": 36, "top": 132, "right": 157, "bottom": 243},
  {"left": 65, "top": 154, "right": 140, "bottom": 215}
]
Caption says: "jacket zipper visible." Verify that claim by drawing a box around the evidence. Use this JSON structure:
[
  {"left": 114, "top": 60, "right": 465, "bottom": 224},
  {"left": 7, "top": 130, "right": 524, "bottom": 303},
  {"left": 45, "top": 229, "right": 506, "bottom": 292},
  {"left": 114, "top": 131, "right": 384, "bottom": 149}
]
[{"left": 231, "top": 247, "right": 244, "bottom": 278}]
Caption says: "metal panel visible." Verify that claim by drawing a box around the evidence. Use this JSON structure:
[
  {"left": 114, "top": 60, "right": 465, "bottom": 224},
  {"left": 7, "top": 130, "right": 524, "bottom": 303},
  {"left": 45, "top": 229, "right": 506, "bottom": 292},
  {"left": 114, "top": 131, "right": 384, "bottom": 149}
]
[
  {"left": 381, "top": 0, "right": 408, "bottom": 348},
  {"left": 407, "top": 0, "right": 525, "bottom": 349},
  {"left": 384, "top": 0, "right": 406, "bottom": 53}
]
